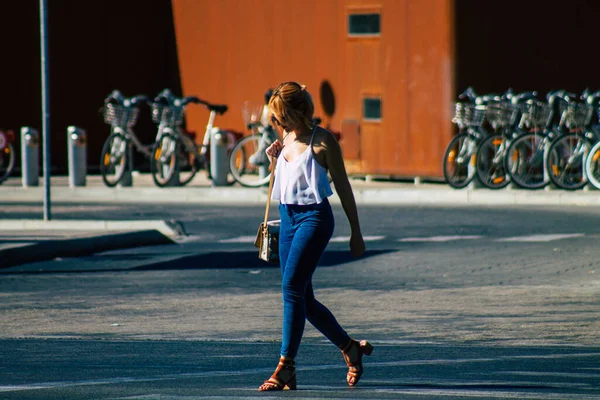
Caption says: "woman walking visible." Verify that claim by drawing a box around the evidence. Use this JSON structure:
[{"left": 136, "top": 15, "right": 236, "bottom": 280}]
[{"left": 258, "top": 81, "right": 372, "bottom": 391}]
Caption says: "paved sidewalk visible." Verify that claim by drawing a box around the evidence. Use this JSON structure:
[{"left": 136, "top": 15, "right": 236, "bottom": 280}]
[
  {"left": 0, "top": 221, "right": 180, "bottom": 269},
  {"left": 2, "top": 173, "right": 600, "bottom": 206}
]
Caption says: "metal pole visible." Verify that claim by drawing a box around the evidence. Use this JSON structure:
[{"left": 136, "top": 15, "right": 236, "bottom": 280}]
[{"left": 40, "top": 0, "right": 51, "bottom": 220}]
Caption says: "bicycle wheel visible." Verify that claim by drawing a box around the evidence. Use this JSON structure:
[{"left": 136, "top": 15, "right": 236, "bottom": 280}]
[
  {"left": 151, "top": 134, "right": 179, "bottom": 187},
  {"left": 100, "top": 132, "right": 129, "bottom": 187},
  {"left": 0, "top": 141, "right": 15, "bottom": 184},
  {"left": 475, "top": 134, "right": 510, "bottom": 189},
  {"left": 443, "top": 133, "right": 477, "bottom": 189},
  {"left": 229, "top": 134, "right": 271, "bottom": 187},
  {"left": 585, "top": 140, "right": 600, "bottom": 189},
  {"left": 177, "top": 134, "right": 199, "bottom": 186},
  {"left": 547, "top": 133, "right": 589, "bottom": 190},
  {"left": 505, "top": 132, "right": 549, "bottom": 190}
]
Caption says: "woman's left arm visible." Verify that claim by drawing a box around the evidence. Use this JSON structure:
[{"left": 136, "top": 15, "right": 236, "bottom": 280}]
[{"left": 323, "top": 131, "right": 365, "bottom": 257}]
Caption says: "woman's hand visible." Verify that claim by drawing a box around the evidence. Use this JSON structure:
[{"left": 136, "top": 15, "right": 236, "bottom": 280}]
[
  {"left": 266, "top": 140, "right": 283, "bottom": 159},
  {"left": 349, "top": 232, "right": 365, "bottom": 258}
]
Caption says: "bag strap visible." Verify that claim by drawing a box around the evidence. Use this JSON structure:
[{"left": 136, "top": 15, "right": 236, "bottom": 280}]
[{"left": 263, "top": 156, "right": 277, "bottom": 226}]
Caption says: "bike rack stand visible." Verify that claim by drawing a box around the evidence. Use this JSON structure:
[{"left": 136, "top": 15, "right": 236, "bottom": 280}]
[
  {"left": 21, "top": 127, "right": 40, "bottom": 187},
  {"left": 118, "top": 144, "right": 134, "bottom": 187}
]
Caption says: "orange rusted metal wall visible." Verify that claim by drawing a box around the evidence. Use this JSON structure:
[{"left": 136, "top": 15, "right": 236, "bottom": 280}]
[{"left": 172, "top": 0, "right": 453, "bottom": 178}]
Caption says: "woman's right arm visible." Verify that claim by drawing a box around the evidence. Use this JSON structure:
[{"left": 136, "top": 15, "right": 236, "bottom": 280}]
[{"left": 265, "top": 140, "right": 283, "bottom": 163}]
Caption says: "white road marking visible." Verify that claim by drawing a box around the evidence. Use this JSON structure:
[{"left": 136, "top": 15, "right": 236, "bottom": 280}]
[
  {"left": 398, "top": 235, "right": 483, "bottom": 242},
  {"left": 329, "top": 235, "right": 385, "bottom": 243},
  {"left": 218, "top": 233, "right": 585, "bottom": 245},
  {"left": 495, "top": 233, "right": 584, "bottom": 242},
  {"left": 3, "top": 353, "right": 599, "bottom": 397},
  {"left": 218, "top": 235, "right": 257, "bottom": 243},
  {"left": 219, "top": 235, "right": 386, "bottom": 244}
]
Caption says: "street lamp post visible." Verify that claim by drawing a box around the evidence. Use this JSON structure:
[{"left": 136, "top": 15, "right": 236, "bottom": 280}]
[{"left": 40, "top": 0, "right": 51, "bottom": 220}]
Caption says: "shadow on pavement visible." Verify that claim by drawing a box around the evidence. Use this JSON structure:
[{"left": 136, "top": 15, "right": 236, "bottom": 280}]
[
  {"left": 0, "top": 249, "right": 395, "bottom": 275},
  {"left": 0, "top": 230, "right": 175, "bottom": 270},
  {"left": 134, "top": 249, "right": 395, "bottom": 271}
]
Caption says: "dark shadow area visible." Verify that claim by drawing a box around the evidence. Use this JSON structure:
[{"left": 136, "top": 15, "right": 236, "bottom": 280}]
[
  {"left": 134, "top": 249, "right": 395, "bottom": 271},
  {"left": 455, "top": 0, "right": 600, "bottom": 96},
  {"left": 0, "top": 0, "right": 182, "bottom": 175},
  {"left": 319, "top": 80, "right": 336, "bottom": 130},
  {"left": 320, "top": 80, "right": 336, "bottom": 118},
  {"left": 0, "top": 249, "right": 395, "bottom": 275},
  {"left": 0, "top": 230, "right": 174, "bottom": 270}
]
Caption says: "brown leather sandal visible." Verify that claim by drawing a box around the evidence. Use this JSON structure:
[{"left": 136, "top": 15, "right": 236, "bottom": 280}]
[
  {"left": 258, "top": 356, "right": 297, "bottom": 391},
  {"left": 341, "top": 338, "right": 373, "bottom": 386}
]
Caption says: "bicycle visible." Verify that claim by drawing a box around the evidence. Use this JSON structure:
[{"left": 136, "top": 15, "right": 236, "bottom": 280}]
[
  {"left": 99, "top": 90, "right": 151, "bottom": 187},
  {"left": 0, "top": 129, "right": 16, "bottom": 184},
  {"left": 546, "top": 91, "right": 596, "bottom": 190},
  {"left": 228, "top": 98, "right": 325, "bottom": 187},
  {"left": 443, "top": 87, "right": 496, "bottom": 189},
  {"left": 475, "top": 89, "right": 540, "bottom": 189},
  {"left": 503, "top": 90, "right": 569, "bottom": 190},
  {"left": 583, "top": 90, "right": 600, "bottom": 189},
  {"left": 228, "top": 100, "right": 279, "bottom": 187},
  {"left": 150, "top": 89, "right": 242, "bottom": 187},
  {"left": 474, "top": 89, "right": 537, "bottom": 189}
]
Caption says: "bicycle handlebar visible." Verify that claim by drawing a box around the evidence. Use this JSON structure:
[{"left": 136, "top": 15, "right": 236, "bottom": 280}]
[
  {"left": 104, "top": 90, "right": 125, "bottom": 104},
  {"left": 581, "top": 88, "right": 600, "bottom": 104},
  {"left": 154, "top": 92, "right": 228, "bottom": 115},
  {"left": 546, "top": 90, "right": 571, "bottom": 103},
  {"left": 181, "top": 96, "right": 201, "bottom": 106},
  {"left": 130, "top": 95, "right": 150, "bottom": 105},
  {"left": 507, "top": 90, "right": 538, "bottom": 103},
  {"left": 479, "top": 93, "right": 501, "bottom": 103},
  {"left": 458, "top": 87, "right": 478, "bottom": 102},
  {"left": 104, "top": 91, "right": 149, "bottom": 108},
  {"left": 246, "top": 120, "right": 264, "bottom": 130},
  {"left": 457, "top": 87, "right": 505, "bottom": 105}
]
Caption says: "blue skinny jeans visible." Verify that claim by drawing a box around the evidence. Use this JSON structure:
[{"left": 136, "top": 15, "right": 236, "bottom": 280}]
[{"left": 278, "top": 198, "right": 350, "bottom": 359}]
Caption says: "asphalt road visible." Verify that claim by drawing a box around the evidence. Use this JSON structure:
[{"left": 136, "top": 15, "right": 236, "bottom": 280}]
[
  {"left": 1, "top": 202, "right": 599, "bottom": 399},
  {"left": 2, "top": 339, "right": 599, "bottom": 400}
]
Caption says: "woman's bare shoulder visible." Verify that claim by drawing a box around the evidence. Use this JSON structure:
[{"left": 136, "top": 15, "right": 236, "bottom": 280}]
[
  {"left": 314, "top": 126, "right": 339, "bottom": 149},
  {"left": 311, "top": 126, "right": 339, "bottom": 167}
]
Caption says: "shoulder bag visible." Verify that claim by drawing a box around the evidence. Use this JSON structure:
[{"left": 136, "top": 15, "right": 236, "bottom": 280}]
[{"left": 254, "top": 157, "right": 280, "bottom": 263}]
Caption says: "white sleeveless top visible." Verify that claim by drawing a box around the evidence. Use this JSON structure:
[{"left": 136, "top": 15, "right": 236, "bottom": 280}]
[{"left": 272, "top": 126, "right": 333, "bottom": 205}]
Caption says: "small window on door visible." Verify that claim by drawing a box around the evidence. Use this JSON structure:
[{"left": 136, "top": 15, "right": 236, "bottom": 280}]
[
  {"left": 348, "top": 13, "right": 381, "bottom": 36},
  {"left": 363, "top": 97, "right": 382, "bottom": 121}
]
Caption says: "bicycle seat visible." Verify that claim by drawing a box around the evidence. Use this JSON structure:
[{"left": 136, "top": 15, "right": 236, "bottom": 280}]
[{"left": 207, "top": 104, "right": 228, "bottom": 114}]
